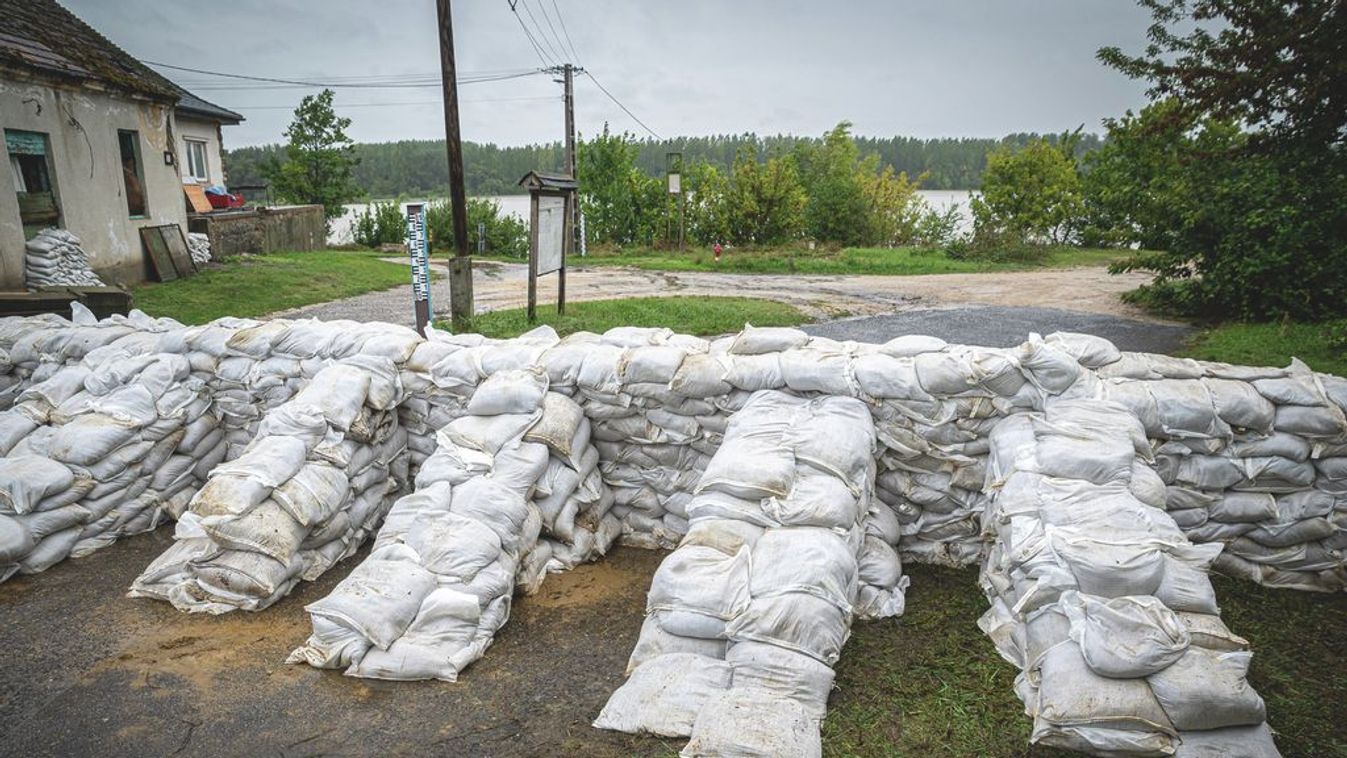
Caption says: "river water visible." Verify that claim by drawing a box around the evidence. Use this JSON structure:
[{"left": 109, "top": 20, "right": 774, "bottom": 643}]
[{"left": 328, "top": 190, "right": 975, "bottom": 246}]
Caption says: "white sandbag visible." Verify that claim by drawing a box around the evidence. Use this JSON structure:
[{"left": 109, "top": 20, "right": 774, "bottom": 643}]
[
  {"left": 1058, "top": 591, "right": 1189, "bottom": 678},
  {"left": 1147, "top": 649, "right": 1266, "bottom": 731},
  {"left": 682, "top": 690, "right": 820, "bottom": 758},
  {"left": 594, "top": 653, "right": 733, "bottom": 737}
]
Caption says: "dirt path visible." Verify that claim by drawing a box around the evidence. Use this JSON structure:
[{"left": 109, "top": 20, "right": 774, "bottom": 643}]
[{"left": 276, "top": 260, "right": 1171, "bottom": 327}]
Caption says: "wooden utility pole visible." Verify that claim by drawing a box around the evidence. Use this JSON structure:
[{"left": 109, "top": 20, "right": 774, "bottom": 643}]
[{"left": 436, "top": 0, "right": 473, "bottom": 331}]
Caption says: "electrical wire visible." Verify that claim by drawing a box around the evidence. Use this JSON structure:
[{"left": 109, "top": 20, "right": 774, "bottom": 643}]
[
  {"left": 550, "top": 0, "right": 583, "bottom": 65},
  {"left": 518, "top": 0, "right": 566, "bottom": 64},
  {"left": 230, "top": 95, "right": 561, "bottom": 110},
  {"left": 583, "top": 71, "right": 661, "bottom": 139},
  {"left": 145, "top": 60, "right": 543, "bottom": 90},
  {"left": 534, "top": 0, "right": 572, "bottom": 65},
  {"left": 507, "top": 0, "right": 556, "bottom": 67}
]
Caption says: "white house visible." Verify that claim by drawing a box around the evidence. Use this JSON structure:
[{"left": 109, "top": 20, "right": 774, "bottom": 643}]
[{"left": 0, "top": 0, "right": 243, "bottom": 288}]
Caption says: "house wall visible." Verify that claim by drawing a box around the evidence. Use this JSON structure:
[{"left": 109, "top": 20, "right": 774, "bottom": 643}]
[
  {"left": 0, "top": 79, "right": 189, "bottom": 288},
  {"left": 176, "top": 115, "right": 226, "bottom": 186}
]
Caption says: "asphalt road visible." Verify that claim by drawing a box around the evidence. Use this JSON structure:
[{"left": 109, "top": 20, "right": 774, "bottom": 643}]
[{"left": 803, "top": 305, "right": 1193, "bottom": 354}]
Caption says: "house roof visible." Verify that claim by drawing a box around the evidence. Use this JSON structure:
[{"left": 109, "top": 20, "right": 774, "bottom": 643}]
[
  {"left": 518, "top": 171, "right": 578, "bottom": 191},
  {"left": 0, "top": 0, "right": 245, "bottom": 125},
  {"left": 174, "top": 86, "right": 244, "bottom": 125},
  {"left": 0, "top": 0, "right": 180, "bottom": 100}
]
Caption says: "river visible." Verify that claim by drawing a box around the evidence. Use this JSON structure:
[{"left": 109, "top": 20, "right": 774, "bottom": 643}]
[{"left": 328, "top": 190, "right": 975, "bottom": 246}]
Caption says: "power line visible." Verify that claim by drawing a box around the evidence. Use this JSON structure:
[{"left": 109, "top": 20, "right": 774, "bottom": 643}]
[
  {"left": 519, "top": 0, "right": 565, "bottom": 64},
  {"left": 534, "top": 0, "right": 571, "bottom": 64},
  {"left": 550, "top": 0, "right": 583, "bottom": 65},
  {"left": 583, "top": 71, "right": 661, "bottom": 139},
  {"left": 230, "top": 95, "right": 561, "bottom": 110},
  {"left": 507, "top": 0, "right": 555, "bottom": 67},
  {"left": 145, "top": 60, "right": 542, "bottom": 89}
]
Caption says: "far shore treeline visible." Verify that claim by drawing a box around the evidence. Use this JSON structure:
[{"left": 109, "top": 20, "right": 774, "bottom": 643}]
[{"left": 223, "top": 131, "right": 1103, "bottom": 198}]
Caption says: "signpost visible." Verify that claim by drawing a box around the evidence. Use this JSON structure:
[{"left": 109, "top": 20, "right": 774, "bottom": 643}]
[
  {"left": 519, "top": 171, "right": 577, "bottom": 322},
  {"left": 404, "top": 202, "right": 432, "bottom": 336}
]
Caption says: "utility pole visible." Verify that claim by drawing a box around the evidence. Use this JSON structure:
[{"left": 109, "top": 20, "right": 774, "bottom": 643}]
[
  {"left": 549, "top": 63, "right": 584, "bottom": 258},
  {"left": 436, "top": 0, "right": 473, "bottom": 331}
]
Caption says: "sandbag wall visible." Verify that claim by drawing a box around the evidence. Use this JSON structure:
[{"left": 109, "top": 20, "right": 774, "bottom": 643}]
[
  {"left": 130, "top": 357, "right": 411, "bottom": 612},
  {"left": 289, "top": 369, "right": 620, "bottom": 680},
  {"left": 979, "top": 400, "right": 1277, "bottom": 756},
  {"left": 1096, "top": 353, "right": 1347, "bottom": 592},
  {"left": 595, "top": 391, "right": 904, "bottom": 757},
  {"left": 0, "top": 350, "right": 211, "bottom": 580}
]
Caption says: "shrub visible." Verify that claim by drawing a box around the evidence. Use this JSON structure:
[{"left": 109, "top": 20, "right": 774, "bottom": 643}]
[{"left": 352, "top": 201, "right": 405, "bottom": 247}]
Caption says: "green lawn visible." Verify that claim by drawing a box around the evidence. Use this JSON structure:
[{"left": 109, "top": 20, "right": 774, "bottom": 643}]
[
  {"left": 449, "top": 296, "right": 807, "bottom": 339},
  {"left": 552, "top": 245, "right": 1125, "bottom": 276},
  {"left": 1182, "top": 319, "right": 1346, "bottom": 376},
  {"left": 131, "top": 251, "right": 411, "bottom": 325},
  {"left": 824, "top": 564, "right": 1347, "bottom": 757}
]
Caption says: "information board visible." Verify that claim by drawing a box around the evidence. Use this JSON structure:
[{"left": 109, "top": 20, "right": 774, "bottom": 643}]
[{"left": 535, "top": 194, "right": 566, "bottom": 275}]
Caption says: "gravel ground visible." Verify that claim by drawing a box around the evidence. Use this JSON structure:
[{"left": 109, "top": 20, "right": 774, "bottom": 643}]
[{"left": 276, "top": 260, "right": 1171, "bottom": 327}]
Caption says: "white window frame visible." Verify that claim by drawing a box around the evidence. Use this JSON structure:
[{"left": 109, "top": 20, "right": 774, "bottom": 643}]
[{"left": 185, "top": 138, "right": 209, "bottom": 182}]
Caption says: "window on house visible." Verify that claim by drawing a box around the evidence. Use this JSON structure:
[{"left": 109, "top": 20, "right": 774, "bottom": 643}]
[
  {"left": 185, "top": 139, "right": 209, "bottom": 182},
  {"left": 118, "top": 129, "right": 146, "bottom": 217},
  {"left": 5, "top": 129, "right": 61, "bottom": 237}
]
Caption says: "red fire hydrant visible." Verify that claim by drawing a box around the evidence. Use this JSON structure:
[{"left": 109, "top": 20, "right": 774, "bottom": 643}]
[{"left": 713, "top": 242, "right": 722, "bottom": 264}]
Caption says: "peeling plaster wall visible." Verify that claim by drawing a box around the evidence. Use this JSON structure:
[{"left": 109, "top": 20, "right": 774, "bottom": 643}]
[{"left": 0, "top": 79, "right": 190, "bottom": 288}]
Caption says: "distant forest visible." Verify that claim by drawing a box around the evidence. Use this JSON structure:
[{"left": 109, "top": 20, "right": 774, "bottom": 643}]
[{"left": 223, "top": 131, "right": 1103, "bottom": 198}]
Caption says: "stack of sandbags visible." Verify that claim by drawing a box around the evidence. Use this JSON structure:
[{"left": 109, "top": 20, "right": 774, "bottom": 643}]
[
  {"left": 1096, "top": 352, "right": 1347, "bottom": 592},
  {"left": 0, "top": 349, "right": 213, "bottom": 580},
  {"left": 596, "top": 390, "right": 900, "bottom": 757},
  {"left": 186, "top": 232, "right": 211, "bottom": 265},
  {"left": 979, "top": 399, "right": 1277, "bottom": 757},
  {"left": 129, "top": 357, "right": 410, "bottom": 612},
  {"left": 0, "top": 305, "right": 183, "bottom": 410},
  {"left": 289, "top": 371, "right": 618, "bottom": 680},
  {"left": 24, "top": 228, "right": 104, "bottom": 288}
]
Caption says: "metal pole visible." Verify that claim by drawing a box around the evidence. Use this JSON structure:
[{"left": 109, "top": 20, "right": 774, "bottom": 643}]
[{"left": 437, "top": 0, "right": 473, "bottom": 331}]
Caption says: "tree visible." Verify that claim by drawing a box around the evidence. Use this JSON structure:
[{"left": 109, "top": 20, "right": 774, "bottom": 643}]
[
  {"left": 264, "top": 89, "right": 361, "bottom": 220},
  {"left": 682, "top": 161, "right": 731, "bottom": 245},
  {"left": 1099, "top": 0, "right": 1347, "bottom": 319},
  {"left": 856, "top": 160, "right": 926, "bottom": 247},
  {"left": 577, "top": 124, "right": 662, "bottom": 246},
  {"left": 797, "top": 123, "right": 870, "bottom": 245},
  {"left": 970, "top": 139, "right": 1084, "bottom": 245},
  {"left": 724, "top": 146, "right": 807, "bottom": 245}
]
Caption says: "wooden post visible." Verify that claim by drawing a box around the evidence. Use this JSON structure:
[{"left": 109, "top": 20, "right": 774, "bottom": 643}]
[
  {"left": 436, "top": 0, "right": 473, "bottom": 331},
  {"left": 527, "top": 192, "right": 539, "bottom": 322}
]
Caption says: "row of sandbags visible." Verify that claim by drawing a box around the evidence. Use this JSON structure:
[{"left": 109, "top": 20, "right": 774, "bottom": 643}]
[
  {"left": 979, "top": 400, "right": 1277, "bottom": 757},
  {"left": 288, "top": 369, "right": 621, "bottom": 679},
  {"left": 24, "top": 228, "right": 104, "bottom": 289},
  {"left": 596, "top": 391, "right": 903, "bottom": 757},
  {"left": 0, "top": 306, "right": 183, "bottom": 410},
  {"left": 0, "top": 349, "right": 215, "bottom": 580},
  {"left": 129, "top": 358, "right": 410, "bottom": 612},
  {"left": 1097, "top": 354, "right": 1347, "bottom": 592}
]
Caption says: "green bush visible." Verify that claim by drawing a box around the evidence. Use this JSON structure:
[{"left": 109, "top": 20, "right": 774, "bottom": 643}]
[
  {"left": 425, "top": 197, "right": 527, "bottom": 257},
  {"left": 352, "top": 201, "right": 405, "bottom": 247},
  {"left": 971, "top": 138, "right": 1084, "bottom": 246}
]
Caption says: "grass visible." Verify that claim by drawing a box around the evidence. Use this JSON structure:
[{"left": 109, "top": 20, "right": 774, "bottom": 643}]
[
  {"left": 823, "top": 564, "right": 1347, "bottom": 757},
  {"left": 447, "top": 296, "right": 808, "bottom": 339},
  {"left": 1182, "top": 319, "right": 1347, "bottom": 376},
  {"left": 131, "top": 250, "right": 412, "bottom": 325},
  {"left": 550, "top": 245, "right": 1126, "bottom": 276}
]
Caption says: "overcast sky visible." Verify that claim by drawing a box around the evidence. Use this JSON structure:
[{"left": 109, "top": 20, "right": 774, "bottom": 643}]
[{"left": 66, "top": 0, "right": 1155, "bottom": 148}]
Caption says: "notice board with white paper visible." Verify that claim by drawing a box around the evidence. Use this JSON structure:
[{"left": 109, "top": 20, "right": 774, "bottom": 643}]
[{"left": 535, "top": 194, "right": 566, "bottom": 275}]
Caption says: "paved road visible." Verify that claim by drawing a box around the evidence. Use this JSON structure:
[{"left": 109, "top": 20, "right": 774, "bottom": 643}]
[{"left": 803, "top": 305, "right": 1193, "bottom": 354}]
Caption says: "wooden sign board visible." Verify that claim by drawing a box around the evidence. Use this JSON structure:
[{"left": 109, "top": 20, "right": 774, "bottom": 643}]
[
  {"left": 139, "top": 224, "right": 194, "bottom": 281},
  {"left": 183, "top": 183, "right": 212, "bottom": 214}
]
